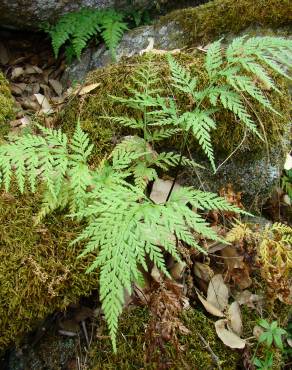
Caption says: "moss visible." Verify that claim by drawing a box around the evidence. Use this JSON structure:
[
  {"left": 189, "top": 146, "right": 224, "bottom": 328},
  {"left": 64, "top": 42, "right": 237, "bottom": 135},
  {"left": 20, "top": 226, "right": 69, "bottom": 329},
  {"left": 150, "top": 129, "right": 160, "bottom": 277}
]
[
  {"left": 87, "top": 307, "right": 241, "bottom": 369},
  {"left": 0, "top": 189, "right": 99, "bottom": 351},
  {"left": 0, "top": 72, "right": 15, "bottom": 138},
  {"left": 159, "top": 0, "right": 292, "bottom": 47}
]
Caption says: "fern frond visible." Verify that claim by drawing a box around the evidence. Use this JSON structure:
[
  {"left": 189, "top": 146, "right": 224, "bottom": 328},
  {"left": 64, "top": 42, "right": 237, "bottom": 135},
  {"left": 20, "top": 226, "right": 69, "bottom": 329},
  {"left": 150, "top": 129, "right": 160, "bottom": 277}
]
[
  {"left": 208, "top": 86, "right": 260, "bottom": 136},
  {"left": 180, "top": 110, "right": 216, "bottom": 171},
  {"left": 167, "top": 54, "right": 197, "bottom": 98},
  {"left": 45, "top": 8, "right": 127, "bottom": 60},
  {"left": 100, "top": 10, "right": 128, "bottom": 60},
  {"left": 205, "top": 39, "right": 223, "bottom": 79}
]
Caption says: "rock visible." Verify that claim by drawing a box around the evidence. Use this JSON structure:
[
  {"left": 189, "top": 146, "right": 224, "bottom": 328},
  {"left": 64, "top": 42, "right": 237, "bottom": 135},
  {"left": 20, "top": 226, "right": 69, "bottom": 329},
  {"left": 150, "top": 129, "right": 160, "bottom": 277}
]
[
  {"left": 0, "top": 0, "right": 203, "bottom": 30},
  {"left": 62, "top": 0, "right": 292, "bottom": 84}
]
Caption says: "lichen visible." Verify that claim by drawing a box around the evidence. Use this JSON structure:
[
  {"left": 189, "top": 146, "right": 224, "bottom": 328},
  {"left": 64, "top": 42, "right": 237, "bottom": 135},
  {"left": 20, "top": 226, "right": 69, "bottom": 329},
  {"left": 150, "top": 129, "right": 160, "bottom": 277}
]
[
  {"left": 0, "top": 189, "right": 98, "bottom": 351},
  {"left": 0, "top": 72, "right": 15, "bottom": 137},
  {"left": 159, "top": 0, "right": 292, "bottom": 47}
]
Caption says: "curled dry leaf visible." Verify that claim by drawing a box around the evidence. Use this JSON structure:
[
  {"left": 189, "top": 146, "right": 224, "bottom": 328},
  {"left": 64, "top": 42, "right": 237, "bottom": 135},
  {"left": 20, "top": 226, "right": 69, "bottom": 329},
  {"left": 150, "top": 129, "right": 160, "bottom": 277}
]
[
  {"left": 207, "top": 274, "right": 229, "bottom": 311},
  {"left": 196, "top": 290, "right": 224, "bottom": 317},
  {"left": 228, "top": 301, "right": 242, "bottom": 336},
  {"left": 215, "top": 319, "right": 246, "bottom": 349}
]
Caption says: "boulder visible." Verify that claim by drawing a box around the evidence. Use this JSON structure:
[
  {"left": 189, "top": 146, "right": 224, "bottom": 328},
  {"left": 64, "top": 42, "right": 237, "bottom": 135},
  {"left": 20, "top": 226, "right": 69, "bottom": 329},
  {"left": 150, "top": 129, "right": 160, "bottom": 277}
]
[
  {"left": 0, "top": 0, "right": 205, "bottom": 30},
  {"left": 62, "top": 0, "right": 292, "bottom": 84}
]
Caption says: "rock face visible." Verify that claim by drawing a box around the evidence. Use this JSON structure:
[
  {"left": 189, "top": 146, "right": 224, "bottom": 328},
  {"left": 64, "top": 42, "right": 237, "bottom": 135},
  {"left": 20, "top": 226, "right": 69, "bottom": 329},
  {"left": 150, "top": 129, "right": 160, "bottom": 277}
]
[{"left": 0, "top": 0, "right": 204, "bottom": 30}]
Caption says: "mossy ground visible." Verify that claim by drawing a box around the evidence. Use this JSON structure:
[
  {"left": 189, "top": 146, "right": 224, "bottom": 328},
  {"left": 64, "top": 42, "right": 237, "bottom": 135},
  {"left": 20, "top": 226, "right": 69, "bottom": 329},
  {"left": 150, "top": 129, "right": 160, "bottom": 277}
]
[
  {"left": 0, "top": 72, "right": 15, "bottom": 137},
  {"left": 0, "top": 189, "right": 99, "bottom": 351}
]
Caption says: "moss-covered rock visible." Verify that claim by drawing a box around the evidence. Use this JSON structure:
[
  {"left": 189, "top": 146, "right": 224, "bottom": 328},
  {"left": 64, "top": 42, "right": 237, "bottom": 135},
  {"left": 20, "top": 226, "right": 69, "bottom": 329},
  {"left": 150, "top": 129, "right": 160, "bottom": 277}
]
[
  {"left": 59, "top": 47, "right": 291, "bottom": 209},
  {"left": 0, "top": 72, "right": 14, "bottom": 133},
  {"left": 0, "top": 190, "right": 98, "bottom": 351}
]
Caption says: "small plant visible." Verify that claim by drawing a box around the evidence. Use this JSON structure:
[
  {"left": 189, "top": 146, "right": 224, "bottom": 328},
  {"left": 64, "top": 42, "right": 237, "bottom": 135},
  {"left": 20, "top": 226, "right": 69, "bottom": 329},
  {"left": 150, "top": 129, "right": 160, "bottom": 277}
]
[
  {"left": 282, "top": 169, "right": 292, "bottom": 202},
  {"left": 44, "top": 8, "right": 128, "bottom": 62},
  {"left": 0, "top": 35, "right": 291, "bottom": 352},
  {"left": 253, "top": 319, "right": 286, "bottom": 369}
]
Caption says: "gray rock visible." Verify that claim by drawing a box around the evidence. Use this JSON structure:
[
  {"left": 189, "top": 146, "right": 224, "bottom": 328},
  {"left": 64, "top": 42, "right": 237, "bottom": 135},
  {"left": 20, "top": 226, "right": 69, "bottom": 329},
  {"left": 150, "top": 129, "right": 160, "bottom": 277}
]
[
  {"left": 0, "top": 0, "right": 203, "bottom": 30},
  {"left": 62, "top": 21, "right": 184, "bottom": 86}
]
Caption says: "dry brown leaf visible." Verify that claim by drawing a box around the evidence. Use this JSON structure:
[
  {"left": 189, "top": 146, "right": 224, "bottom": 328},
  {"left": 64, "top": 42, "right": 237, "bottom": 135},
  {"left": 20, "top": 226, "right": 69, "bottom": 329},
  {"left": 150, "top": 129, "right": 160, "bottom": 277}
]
[
  {"left": 25, "top": 65, "right": 43, "bottom": 75},
  {"left": 215, "top": 319, "right": 246, "bottom": 349},
  {"left": 49, "top": 79, "right": 63, "bottom": 96},
  {"left": 11, "top": 67, "right": 24, "bottom": 80},
  {"left": 78, "top": 83, "right": 101, "bottom": 96},
  {"left": 235, "top": 290, "right": 263, "bottom": 309},
  {"left": 253, "top": 325, "right": 264, "bottom": 340},
  {"left": 207, "top": 274, "right": 229, "bottom": 311},
  {"left": 228, "top": 301, "right": 242, "bottom": 336},
  {"left": 197, "top": 291, "right": 224, "bottom": 317},
  {"left": 34, "top": 93, "right": 53, "bottom": 114},
  {"left": 193, "top": 262, "right": 214, "bottom": 282}
]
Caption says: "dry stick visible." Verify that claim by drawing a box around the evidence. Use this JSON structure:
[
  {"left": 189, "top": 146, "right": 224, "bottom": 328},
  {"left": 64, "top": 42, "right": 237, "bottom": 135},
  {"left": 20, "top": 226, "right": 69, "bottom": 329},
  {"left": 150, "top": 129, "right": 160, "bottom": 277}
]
[{"left": 197, "top": 332, "right": 222, "bottom": 370}]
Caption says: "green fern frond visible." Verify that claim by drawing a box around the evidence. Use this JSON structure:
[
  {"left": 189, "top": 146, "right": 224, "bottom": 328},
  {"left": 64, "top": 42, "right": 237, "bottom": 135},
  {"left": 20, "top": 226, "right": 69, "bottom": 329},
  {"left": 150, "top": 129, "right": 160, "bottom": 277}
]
[
  {"left": 72, "top": 181, "right": 235, "bottom": 350},
  {"left": 205, "top": 39, "right": 223, "bottom": 79},
  {"left": 180, "top": 110, "right": 216, "bottom": 171},
  {"left": 44, "top": 8, "right": 127, "bottom": 60},
  {"left": 100, "top": 10, "right": 128, "bottom": 60},
  {"left": 167, "top": 54, "right": 197, "bottom": 98}
]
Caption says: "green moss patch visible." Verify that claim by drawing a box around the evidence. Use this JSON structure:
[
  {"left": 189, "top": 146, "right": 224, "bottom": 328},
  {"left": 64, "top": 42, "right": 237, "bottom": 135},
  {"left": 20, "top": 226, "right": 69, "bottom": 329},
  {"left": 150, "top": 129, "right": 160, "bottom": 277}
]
[
  {"left": 0, "top": 72, "right": 15, "bottom": 137},
  {"left": 159, "top": 0, "right": 292, "bottom": 47},
  {"left": 0, "top": 190, "right": 98, "bottom": 350},
  {"left": 87, "top": 307, "right": 241, "bottom": 369}
]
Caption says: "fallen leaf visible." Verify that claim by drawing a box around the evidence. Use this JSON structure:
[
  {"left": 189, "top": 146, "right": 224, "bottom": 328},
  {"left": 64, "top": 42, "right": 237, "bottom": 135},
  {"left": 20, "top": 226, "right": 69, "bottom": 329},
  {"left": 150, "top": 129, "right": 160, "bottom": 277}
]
[
  {"left": 49, "top": 79, "right": 63, "bottom": 96},
  {"left": 235, "top": 290, "right": 263, "bottom": 310},
  {"left": 78, "top": 83, "right": 101, "bottom": 96},
  {"left": 207, "top": 274, "right": 229, "bottom": 311},
  {"left": 284, "top": 153, "right": 292, "bottom": 171},
  {"left": 193, "top": 262, "right": 214, "bottom": 282},
  {"left": 228, "top": 301, "right": 242, "bottom": 336},
  {"left": 11, "top": 67, "right": 24, "bottom": 80},
  {"left": 34, "top": 93, "right": 53, "bottom": 114},
  {"left": 197, "top": 291, "right": 224, "bottom": 317},
  {"left": 215, "top": 319, "right": 246, "bottom": 349}
]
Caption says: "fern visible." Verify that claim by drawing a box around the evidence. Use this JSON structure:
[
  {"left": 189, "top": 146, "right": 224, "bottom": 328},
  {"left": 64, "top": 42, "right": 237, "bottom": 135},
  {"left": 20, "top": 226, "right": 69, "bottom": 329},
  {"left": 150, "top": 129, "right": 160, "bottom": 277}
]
[
  {"left": 45, "top": 8, "right": 127, "bottom": 61},
  {"left": 71, "top": 182, "right": 240, "bottom": 351},
  {"left": 0, "top": 121, "right": 242, "bottom": 351}
]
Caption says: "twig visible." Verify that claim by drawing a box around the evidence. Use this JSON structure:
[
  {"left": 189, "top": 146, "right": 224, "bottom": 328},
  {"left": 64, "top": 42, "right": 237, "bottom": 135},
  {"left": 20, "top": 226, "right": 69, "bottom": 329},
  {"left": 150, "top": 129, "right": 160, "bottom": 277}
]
[{"left": 198, "top": 333, "right": 222, "bottom": 370}]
